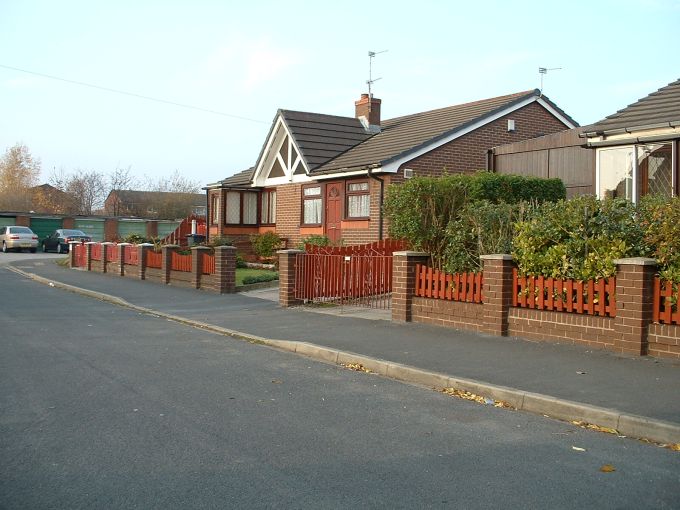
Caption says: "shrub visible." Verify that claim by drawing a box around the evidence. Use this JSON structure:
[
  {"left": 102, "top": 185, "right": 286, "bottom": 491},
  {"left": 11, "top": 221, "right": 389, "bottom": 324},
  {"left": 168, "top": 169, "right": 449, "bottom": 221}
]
[
  {"left": 242, "top": 272, "right": 279, "bottom": 285},
  {"left": 209, "top": 236, "right": 233, "bottom": 247},
  {"left": 236, "top": 254, "right": 248, "bottom": 268},
  {"left": 639, "top": 195, "right": 680, "bottom": 282},
  {"left": 121, "top": 233, "right": 148, "bottom": 244},
  {"left": 251, "top": 232, "right": 282, "bottom": 258},
  {"left": 298, "top": 234, "right": 331, "bottom": 250},
  {"left": 512, "top": 196, "right": 646, "bottom": 280}
]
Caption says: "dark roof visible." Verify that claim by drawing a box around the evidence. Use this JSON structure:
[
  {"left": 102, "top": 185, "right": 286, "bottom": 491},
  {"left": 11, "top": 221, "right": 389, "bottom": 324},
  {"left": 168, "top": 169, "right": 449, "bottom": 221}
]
[
  {"left": 314, "top": 89, "right": 576, "bottom": 174},
  {"left": 587, "top": 78, "right": 680, "bottom": 134},
  {"left": 219, "top": 167, "right": 255, "bottom": 186},
  {"left": 280, "top": 110, "right": 373, "bottom": 171}
]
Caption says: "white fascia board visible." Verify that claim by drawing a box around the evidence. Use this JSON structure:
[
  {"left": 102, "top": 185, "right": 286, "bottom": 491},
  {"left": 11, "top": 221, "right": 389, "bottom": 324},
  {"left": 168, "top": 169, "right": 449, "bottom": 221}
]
[
  {"left": 252, "top": 116, "right": 287, "bottom": 187},
  {"left": 382, "top": 96, "right": 575, "bottom": 174},
  {"left": 313, "top": 169, "right": 372, "bottom": 180}
]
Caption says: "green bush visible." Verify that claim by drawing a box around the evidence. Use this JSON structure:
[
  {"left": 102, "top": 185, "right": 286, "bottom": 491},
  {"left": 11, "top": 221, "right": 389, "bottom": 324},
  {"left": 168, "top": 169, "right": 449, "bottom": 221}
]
[
  {"left": 298, "top": 234, "right": 331, "bottom": 250},
  {"left": 209, "top": 236, "right": 233, "bottom": 247},
  {"left": 251, "top": 231, "right": 282, "bottom": 258},
  {"left": 236, "top": 254, "right": 248, "bottom": 268},
  {"left": 512, "top": 196, "right": 647, "bottom": 280},
  {"left": 639, "top": 195, "right": 680, "bottom": 282},
  {"left": 242, "top": 272, "right": 279, "bottom": 285},
  {"left": 121, "top": 233, "right": 148, "bottom": 244},
  {"left": 384, "top": 172, "right": 563, "bottom": 269}
]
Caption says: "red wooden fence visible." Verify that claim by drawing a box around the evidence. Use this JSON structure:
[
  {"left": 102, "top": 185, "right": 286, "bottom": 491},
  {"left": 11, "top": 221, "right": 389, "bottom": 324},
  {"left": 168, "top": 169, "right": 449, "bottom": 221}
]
[
  {"left": 414, "top": 264, "right": 484, "bottom": 303},
  {"left": 90, "top": 244, "right": 102, "bottom": 261},
  {"left": 654, "top": 278, "right": 679, "bottom": 325},
  {"left": 202, "top": 252, "right": 215, "bottom": 275},
  {"left": 146, "top": 250, "right": 162, "bottom": 269},
  {"left": 305, "top": 239, "right": 408, "bottom": 256},
  {"left": 171, "top": 251, "right": 192, "bottom": 272},
  {"left": 513, "top": 269, "right": 616, "bottom": 317},
  {"left": 106, "top": 244, "right": 118, "bottom": 262},
  {"left": 161, "top": 215, "right": 206, "bottom": 247},
  {"left": 73, "top": 244, "right": 86, "bottom": 267},
  {"left": 123, "top": 245, "right": 138, "bottom": 265}
]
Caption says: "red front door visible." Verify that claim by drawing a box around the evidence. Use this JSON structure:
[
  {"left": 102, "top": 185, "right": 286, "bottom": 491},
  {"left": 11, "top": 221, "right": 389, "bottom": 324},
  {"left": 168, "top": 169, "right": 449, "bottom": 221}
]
[{"left": 325, "top": 181, "right": 343, "bottom": 244}]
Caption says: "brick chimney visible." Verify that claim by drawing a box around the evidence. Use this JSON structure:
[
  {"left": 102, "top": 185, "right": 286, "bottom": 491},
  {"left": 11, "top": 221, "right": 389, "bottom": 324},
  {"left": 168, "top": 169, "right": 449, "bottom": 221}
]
[{"left": 355, "top": 93, "right": 381, "bottom": 133}]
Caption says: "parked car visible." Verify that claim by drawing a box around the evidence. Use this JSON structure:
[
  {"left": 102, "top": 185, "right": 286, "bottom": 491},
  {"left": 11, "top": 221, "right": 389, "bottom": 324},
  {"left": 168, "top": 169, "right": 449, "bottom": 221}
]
[
  {"left": 0, "top": 226, "right": 39, "bottom": 253},
  {"left": 42, "top": 229, "right": 92, "bottom": 254}
]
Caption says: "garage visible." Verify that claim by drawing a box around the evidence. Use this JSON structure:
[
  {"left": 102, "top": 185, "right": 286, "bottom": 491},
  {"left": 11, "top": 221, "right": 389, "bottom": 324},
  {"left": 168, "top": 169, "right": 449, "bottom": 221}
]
[
  {"left": 30, "top": 217, "right": 63, "bottom": 243},
  {"left": 0, "top": 216, "right": 16, "bottom": 229},
  {"left": 117, "top": 219, "right": 147, "bottom": 240},
  {"left": 74, "top": 218, "right": 105, "bottom": 242}
]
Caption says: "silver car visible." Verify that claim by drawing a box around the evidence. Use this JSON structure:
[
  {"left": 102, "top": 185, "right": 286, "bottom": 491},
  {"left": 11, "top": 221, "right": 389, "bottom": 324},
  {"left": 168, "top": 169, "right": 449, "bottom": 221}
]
[{"left": 0, "top": 226, "right": 39, "bottom": 253}]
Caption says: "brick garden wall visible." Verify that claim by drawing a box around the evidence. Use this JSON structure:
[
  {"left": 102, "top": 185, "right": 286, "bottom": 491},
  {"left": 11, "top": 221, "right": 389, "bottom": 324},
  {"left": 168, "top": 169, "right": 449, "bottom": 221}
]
[{"left": 412, "top": 298, "right": 484, "bottom": 332}]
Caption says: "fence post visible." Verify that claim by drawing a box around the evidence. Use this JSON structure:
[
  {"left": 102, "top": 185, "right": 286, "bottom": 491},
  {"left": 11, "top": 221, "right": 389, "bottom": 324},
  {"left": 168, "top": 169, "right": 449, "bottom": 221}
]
[
  {"left": 162, "top": 244, "right": 180, "bottom": 284},
  {"left": 116, "top": 243, "right": 129, "bottom": 276},
  {"left": 214, "top": 245, "right": 237, "bottom": 294},
  {"left": 392, "top": 251, "right": 429, "bottom": 322},
  {"left": 85, "top": 242, "right": 95, "bottom": 271},
  {"left": 100, "top": 242, "right": 113, "bottom": 273},
  {"left": 191, "top": 246, "right": 210, "bottom": 289},
  {"left": 138, "top": 243, "right": 153, "bottom": 280},
  {"left": 480, "top": 254, "right": 514, "bottom": 336},
  {"left": 278, "top": 249, "right": 303, "bottom": 307},
  {"left": 613, "top": 257, "right": 657, "bottom": 355},
  {"left": 69, "top": 242, "right": 78, "bottom": 268}
]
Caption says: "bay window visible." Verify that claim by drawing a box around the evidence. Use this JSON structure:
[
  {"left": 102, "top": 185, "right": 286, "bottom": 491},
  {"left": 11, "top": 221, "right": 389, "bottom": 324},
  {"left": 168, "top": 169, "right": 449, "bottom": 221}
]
[
  {"left": 262, "top": 190, "right": 276, "bottom": 224},
  {"left": 225, "top": 190, "right": 258, "bottom": 225}
]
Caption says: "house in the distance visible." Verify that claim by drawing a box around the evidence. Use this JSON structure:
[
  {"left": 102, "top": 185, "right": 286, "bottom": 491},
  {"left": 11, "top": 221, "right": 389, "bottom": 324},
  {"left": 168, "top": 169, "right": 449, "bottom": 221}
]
[
  {"left": 206, "top": 89, "right": 577, "bottom": 246},
  {"left": 105, "top": 190, "right": 206, "bottom": 220},
  {"left": 490, "top": 78, "right": 680, "bottom": 202}
]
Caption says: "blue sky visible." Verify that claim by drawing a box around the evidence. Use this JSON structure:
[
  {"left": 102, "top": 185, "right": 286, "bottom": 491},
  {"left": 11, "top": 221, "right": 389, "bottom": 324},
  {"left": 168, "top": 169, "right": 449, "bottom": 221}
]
[{"left": 1, "top": 0, "right": 678, "bottom": 187}]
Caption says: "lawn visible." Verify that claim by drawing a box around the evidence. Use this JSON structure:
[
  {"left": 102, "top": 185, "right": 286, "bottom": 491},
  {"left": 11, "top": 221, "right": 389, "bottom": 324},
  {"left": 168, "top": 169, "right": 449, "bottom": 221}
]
[{"left": 235, "top": 268, "right": 279, "bottom": 286}]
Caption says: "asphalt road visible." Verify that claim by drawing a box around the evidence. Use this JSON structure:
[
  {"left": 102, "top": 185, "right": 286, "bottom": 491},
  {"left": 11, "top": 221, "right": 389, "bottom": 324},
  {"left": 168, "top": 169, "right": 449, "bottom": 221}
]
[{"left": 1, "top": 268, "right": 679, "bottom": 509}]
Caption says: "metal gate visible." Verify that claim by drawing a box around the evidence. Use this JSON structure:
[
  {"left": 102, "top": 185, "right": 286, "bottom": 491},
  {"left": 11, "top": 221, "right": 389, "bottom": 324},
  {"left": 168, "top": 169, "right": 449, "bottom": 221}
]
[{"left": 294, "top": 252, "right": 395, "bottom": 309}]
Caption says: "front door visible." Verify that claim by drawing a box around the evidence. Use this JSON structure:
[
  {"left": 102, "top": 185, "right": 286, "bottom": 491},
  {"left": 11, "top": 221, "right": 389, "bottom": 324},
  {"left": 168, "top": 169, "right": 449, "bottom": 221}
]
[{"left": 324, "top": 181, "right": 343, "bottom": 244}]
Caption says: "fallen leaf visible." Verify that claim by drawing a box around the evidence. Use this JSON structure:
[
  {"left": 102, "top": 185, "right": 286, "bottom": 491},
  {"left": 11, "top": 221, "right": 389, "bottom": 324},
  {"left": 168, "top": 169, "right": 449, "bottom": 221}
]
[
  {"left": 271, "top": 379, "right": 283, "bottom": 384},
  {"left": 342, "top": 363, "right": 372, "bottom": 373},
  {"left": 670, "top": 443, "right": 680, "bottom": 451},
  {"left": 600, "top": 464, "right": 616, "bottom": 473},
  {"left": 572, "top": 446, "right": 586, "bottom": 452}
]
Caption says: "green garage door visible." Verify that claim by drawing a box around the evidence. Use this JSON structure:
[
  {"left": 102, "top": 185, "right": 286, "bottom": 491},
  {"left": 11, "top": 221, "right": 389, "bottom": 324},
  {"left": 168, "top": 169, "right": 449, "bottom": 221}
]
[
  {"left": 117, "top": 219, "right": 147, "bottom": 240},
  {"left": 74, "top": 218, "right": 105, "bottom": 242},
  {"left": 0, "top": 216, "right": 16, "bottom": 228},
  {"left": 30, "top": 217, "right": 63, "bottom": 243},
  {"left": 157, "top": 221, "right": 180, "bottom": 239}
]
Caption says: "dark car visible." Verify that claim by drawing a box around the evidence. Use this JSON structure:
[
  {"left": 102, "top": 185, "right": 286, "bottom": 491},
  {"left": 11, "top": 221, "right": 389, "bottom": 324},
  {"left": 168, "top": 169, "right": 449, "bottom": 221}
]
[{"left": 42, "top": 229, "right": 92, "bottom": 253}]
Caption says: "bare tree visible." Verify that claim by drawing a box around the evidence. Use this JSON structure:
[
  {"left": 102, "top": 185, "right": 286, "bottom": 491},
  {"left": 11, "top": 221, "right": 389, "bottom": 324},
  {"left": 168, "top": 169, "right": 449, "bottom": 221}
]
[
  {"left": 0, "top": 143, "right": 41, "bottom": 211},
  {"left": 51, "top": 169, "right": 107, "bottom": 215},
  {"left": 107, "top": 166, "right": 137, "bottom": 216}
]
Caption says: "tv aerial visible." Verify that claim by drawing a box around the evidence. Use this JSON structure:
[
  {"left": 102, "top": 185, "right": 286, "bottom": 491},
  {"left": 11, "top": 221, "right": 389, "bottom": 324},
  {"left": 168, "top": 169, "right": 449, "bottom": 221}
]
[
  {"left": 539, "top": 66, "right": 562, "bottom": 95},
  {"left": 367, "top": 50, "right": 388, "bottom": 97}
]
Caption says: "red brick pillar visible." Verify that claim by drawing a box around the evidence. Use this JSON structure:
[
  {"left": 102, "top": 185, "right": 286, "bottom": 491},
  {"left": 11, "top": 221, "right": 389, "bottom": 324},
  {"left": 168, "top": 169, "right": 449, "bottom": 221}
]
[
  {"left": 162, "top": 245, "right": 179, "bottom": 284},
  {"left": 116, "top": 243, "right": 129, "bottom": 276},
  {"left": 69, "top": 242, "right": 78, "bottom": 268},
  {"left": 191, "top": 246, "right": 211, "bottom": 289},
  {"left": 85, "top": 242, "right": 94, "bottom": 271},
  {"left": 214, "top": 245, "right": 237, "bottom": 294},
  {"left": 104, "top": 218, "right": 118, "bottom": 242},
  {"left": 62, "top": 217, "right": 75, "bottom": 229},
  {"left": 480, "top": 254, "right": 515, "bottom": 336},
  {"left": 138, "top": 243, "right": 154, "bottom": 280},
  {"left": 613, "top": 257, "right": 657, "bottom": 355},
  {"left": 15, "top": 215, "right": 30, "bottom": 227},
  {"left": 278, "top": 249, "right": 303, "bottom": 307},
  {"left": 146, "top": 220, "right": 158, "bottom": 240},
  {"left": 392, "top": 251, "right": 429, "bottom": 322}
]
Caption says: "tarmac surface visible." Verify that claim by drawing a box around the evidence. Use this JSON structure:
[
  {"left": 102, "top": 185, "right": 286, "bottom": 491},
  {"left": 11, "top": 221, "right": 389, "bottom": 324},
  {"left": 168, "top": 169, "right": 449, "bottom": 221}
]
[{"left": 6, "top": 257, "right": 680, "bottom": 444}]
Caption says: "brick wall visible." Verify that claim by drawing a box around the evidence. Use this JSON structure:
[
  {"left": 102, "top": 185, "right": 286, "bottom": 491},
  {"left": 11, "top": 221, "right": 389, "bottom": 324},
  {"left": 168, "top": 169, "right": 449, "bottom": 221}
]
[
  {"left": 392, "top": 102, "right": 569, "bottom": 182},
  {"left": 390, "top": 253, "right": 679, "bottom": 359}
]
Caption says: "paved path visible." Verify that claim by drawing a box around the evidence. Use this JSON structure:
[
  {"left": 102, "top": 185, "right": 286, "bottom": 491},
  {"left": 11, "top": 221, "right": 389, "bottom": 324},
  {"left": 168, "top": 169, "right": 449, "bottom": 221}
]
[{"left": 6, "top": 259, "right": 680, "bottom": 444}]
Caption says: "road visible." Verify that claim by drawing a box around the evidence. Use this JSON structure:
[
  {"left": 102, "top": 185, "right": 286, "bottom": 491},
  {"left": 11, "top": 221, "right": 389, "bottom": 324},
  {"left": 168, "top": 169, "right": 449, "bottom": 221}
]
[{"left": 1, "top": 267, "right": 679, "bottom": 509}]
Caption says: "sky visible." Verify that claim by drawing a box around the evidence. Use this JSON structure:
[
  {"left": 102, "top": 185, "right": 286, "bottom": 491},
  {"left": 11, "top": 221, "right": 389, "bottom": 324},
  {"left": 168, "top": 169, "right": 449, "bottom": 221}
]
[{"left": 1, "top": 0, "right": 679, "bottom": 188}]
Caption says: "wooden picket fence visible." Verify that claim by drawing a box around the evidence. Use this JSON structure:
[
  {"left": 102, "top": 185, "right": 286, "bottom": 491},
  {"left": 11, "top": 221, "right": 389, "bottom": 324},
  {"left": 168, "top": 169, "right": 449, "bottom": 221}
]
[
  {"left": 123, "top": 245, "right": 138, "bottom": 265},
  {"left": 106, "top": 244, "right": 118, "bottom": 262},
  {"left": 654, "top": 278, "right": 679, "bottom": 325},
  {"left": 513, "top": 269, "right": 616, "bottom": 317},
  {"left": 146, "top": 250, "right": 162, "bottom": 269},
  {"left": 90, "top": 244, "right": 102, "bottom": 261},
  {"left": 73, "top": 244, "right": 87, "bottom": 267},
  {"left": 171, "top": 252, "right": 192, "bottom": 272},
  {"left": 202, "top": 252, "right": 215, "bottom": 275},
  {"left": 305, "top": 238, "right": 408, "bottom": 256},
  {"left": 414, "top": 264, "right": 484, "bottom": 303}
]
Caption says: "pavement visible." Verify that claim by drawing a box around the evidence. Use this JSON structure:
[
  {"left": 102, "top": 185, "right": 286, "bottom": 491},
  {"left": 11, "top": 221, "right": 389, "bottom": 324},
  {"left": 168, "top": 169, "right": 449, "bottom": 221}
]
[{"left": 6, "top": 257, "right": 680, "bottom": 445}]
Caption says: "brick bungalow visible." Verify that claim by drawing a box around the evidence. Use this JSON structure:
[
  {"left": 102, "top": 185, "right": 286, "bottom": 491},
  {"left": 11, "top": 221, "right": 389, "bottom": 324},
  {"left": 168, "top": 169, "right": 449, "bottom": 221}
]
[{"left": 205, "top": 90, "right": 577, "bottom": 248}]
